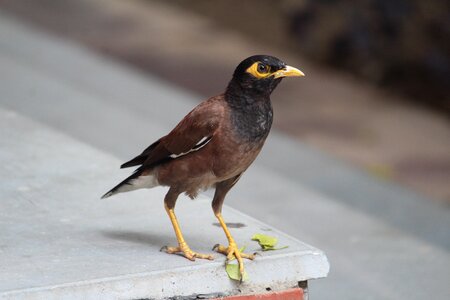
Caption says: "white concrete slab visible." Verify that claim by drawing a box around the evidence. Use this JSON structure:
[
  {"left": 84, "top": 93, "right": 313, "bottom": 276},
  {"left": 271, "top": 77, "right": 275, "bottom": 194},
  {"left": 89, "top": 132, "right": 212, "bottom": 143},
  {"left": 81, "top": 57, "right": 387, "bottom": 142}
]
[{"left": 0, "top": 108, "right": 329, "bottom": 299}]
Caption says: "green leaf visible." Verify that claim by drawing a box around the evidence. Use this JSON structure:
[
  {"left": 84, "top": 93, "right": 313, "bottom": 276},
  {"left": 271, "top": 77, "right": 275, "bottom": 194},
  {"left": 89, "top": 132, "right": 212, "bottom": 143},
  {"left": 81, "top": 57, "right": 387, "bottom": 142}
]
[
  {"left": 261, "top": 245, "right": 289, "bottom": 251},
  {"left": 251, "top": 233, "right": 288, "bottom": 251},
  {"left": 225, "top": 263, "right": 249, "bottom": 282},
  {"left": 251, "top": 234, "right": 278, "bottom": 247}
]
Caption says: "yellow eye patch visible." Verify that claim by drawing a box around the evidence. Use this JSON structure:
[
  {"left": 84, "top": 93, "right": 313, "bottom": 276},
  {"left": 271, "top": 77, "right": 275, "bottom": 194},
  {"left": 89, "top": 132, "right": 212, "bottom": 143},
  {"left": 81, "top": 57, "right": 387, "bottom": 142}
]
[{"left": 246, "top": 62, "right": 273, "bottom": 79}]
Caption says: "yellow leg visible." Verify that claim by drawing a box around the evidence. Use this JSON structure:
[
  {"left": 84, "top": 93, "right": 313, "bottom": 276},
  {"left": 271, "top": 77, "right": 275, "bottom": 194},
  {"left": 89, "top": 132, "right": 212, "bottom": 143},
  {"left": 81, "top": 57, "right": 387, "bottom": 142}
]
[
  {"left": 213, "top": 213, "right": 255, "bottom": 278},
  {"left": 161, "top": 203, "right": 214, "bottom": 260}
]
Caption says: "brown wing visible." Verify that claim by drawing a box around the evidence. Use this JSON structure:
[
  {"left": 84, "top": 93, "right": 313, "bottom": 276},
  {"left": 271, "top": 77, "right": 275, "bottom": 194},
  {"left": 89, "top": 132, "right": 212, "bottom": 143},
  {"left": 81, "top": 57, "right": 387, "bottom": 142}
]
[{"left": 121, "top": 96, "right": 224, "bottom": 169}]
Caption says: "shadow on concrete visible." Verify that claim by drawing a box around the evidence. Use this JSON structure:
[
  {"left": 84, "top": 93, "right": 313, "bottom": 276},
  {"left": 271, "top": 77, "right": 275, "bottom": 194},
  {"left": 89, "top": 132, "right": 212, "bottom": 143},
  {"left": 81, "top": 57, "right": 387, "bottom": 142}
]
[{"left": 100, "top": 230, "right": 171, "bottom": 248}]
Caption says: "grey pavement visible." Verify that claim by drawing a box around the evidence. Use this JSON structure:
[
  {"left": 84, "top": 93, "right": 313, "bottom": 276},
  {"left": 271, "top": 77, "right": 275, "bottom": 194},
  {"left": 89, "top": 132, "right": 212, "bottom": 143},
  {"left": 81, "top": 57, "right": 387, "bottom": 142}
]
[{"left": 0, "top": 12, "right": 449, "bottom": 299}]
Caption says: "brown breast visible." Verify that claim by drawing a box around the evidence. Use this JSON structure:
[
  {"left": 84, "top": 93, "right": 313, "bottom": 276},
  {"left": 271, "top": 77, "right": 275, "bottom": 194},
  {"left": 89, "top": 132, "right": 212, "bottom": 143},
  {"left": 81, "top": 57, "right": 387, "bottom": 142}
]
[{"left": 155, "top": 99, "right": 266, "bottom": 196}]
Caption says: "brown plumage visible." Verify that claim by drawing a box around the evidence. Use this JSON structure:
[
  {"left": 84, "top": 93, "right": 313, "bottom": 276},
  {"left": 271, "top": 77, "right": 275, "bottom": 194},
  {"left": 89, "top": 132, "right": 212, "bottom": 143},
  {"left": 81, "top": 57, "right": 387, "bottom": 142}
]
[{"left": 102, "top": 55, "right": 304, "bottom": 281}]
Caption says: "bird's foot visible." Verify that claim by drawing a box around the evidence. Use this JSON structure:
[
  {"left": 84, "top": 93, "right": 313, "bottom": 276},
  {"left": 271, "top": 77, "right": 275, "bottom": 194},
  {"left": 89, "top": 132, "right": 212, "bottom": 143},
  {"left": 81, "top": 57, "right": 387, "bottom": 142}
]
[
  {"left": 213, "top": 243, "right": 255, "bottom": 260},
  {"left": 213, "top": 243, "right": 255, "bottom": 280},
  {"left": 160, "top": 244, "right": 214, "bottom": 261}
]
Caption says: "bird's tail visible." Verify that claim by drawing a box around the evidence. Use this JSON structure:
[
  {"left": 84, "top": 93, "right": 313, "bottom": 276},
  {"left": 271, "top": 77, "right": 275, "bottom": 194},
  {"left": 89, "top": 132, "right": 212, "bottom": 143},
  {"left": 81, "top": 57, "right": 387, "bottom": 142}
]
[{"left": 101, "top": 167, "right": 159, "bottom": 199}]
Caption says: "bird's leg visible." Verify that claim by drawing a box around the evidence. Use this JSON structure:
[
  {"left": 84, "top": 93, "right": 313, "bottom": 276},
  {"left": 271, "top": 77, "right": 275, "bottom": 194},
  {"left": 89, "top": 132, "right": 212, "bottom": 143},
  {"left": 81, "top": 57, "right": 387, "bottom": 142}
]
[
  {"left": 161, "top": 189, "right": 214, "bottom": 261},
  {"left": 212, "top": 176, "right": 254, "bottom": 279},
  {"left": 213, "top": 212, "right": 256, "bottom": 261}
]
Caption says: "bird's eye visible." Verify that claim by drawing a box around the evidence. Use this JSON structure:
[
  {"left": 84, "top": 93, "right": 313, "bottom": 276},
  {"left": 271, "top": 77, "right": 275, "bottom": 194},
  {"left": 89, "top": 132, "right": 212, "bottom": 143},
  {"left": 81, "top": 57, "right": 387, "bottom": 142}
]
[
  {"left": 257, "top": 63, "right": 269, "bottom": 73},
  {"left": 246, "top": 62, "right": 272, "bottom": 78}
]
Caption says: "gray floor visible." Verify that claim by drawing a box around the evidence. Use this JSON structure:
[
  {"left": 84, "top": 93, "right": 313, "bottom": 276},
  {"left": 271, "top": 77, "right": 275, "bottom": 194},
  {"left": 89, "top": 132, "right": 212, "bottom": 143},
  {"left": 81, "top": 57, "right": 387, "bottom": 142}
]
[{"left": 0, "top": 12, "right": 449, "bottom": 299}]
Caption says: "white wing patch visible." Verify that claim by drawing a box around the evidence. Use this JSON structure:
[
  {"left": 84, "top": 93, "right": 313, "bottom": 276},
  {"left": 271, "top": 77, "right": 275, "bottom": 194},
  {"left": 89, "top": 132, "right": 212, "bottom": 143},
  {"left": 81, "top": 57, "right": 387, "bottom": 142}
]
[{"left": 170, "top": 136, "right": 212, "bottom": 159}]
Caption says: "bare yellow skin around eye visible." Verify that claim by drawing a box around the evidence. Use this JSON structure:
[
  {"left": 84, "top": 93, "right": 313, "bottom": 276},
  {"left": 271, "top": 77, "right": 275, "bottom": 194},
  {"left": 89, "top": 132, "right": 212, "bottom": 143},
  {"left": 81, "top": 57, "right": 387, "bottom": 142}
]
[{"left": 245, "top": 62, "right": 272, "bottom": 79}]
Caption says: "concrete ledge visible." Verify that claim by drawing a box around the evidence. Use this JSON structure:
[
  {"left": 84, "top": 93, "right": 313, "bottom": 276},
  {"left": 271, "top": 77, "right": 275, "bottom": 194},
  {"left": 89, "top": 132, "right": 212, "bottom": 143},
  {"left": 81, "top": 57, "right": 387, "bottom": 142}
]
[{"left": 0, "top": 108, "right": 328, "bottom": 299}]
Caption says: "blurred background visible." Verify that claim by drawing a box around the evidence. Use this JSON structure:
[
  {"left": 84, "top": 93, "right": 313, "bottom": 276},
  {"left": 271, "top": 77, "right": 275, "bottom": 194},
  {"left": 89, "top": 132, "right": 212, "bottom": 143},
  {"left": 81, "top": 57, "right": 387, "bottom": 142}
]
[
  {"left": 1, "top": 0, "right": 449, "bottom": 299},
  {"left": 2, "top": 0, "right": 448, "bottom": 202}
]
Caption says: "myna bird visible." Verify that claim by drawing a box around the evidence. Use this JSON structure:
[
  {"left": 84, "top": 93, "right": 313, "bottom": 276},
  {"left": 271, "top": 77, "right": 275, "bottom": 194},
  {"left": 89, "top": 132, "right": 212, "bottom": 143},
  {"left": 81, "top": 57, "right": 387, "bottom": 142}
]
[{"left": 102, "top": 55, "right": 304, "bottom": 278}]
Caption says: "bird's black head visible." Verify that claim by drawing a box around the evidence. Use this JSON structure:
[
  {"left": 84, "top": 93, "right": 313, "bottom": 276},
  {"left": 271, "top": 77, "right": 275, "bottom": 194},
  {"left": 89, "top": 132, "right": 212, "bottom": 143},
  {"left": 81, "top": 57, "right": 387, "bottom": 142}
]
[{"left": 227, "top": 55, "right": 304, "bottom": 98}]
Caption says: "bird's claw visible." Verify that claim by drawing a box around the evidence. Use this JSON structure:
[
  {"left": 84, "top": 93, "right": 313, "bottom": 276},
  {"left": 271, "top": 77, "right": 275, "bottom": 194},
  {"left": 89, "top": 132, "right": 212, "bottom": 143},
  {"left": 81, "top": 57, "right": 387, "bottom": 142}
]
[
  {"left": 214, "top": 242, "right": 255, "bottom": 281},
  {"left": 161, "top": 245, "right": 214, "bottom": 261},
  {"left": 214, "top": 243, "right": 255, "bottom": 260}
]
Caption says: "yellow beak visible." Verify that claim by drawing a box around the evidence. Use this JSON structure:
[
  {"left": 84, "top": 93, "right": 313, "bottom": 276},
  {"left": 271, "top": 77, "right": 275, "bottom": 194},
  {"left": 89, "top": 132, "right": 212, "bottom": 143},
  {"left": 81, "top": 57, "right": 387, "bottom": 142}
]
[{"left": 273, "top": 65, "right": 305, "bottom": 78}]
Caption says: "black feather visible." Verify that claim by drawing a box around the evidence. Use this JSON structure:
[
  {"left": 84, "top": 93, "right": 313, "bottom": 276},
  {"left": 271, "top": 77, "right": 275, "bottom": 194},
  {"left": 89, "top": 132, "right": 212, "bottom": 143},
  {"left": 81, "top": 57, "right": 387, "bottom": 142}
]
[
  {"left": 101, "top": 167, "right": 143, "bottom": 199},
  {"left": 121, "top": 140, "right": 160, "bottom": 168}
]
